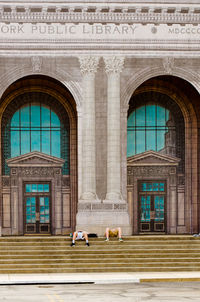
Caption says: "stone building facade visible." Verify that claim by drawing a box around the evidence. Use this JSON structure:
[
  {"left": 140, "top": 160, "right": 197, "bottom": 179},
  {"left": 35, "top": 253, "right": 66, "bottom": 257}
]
[{"left": 0, "top": 0, "right": 200, "bottom": 236}]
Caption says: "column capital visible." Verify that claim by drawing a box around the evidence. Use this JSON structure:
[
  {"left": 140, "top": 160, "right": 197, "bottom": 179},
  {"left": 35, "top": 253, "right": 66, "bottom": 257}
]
[
  {"left": 78, "top": 56, "right": 100, "bottom": 75},
  {"left": 104, "top": 56, "right": 125, "bottom": 74}
]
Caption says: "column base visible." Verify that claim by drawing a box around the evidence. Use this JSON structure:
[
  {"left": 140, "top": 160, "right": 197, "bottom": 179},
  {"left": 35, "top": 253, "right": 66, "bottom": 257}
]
[
  {"left": 80, "top": 191, "right": 100, "bottom": 202},
  {"left": 76, "top": 201, "right": 132, "bottom": 236},
  {"left": 105, "top": 192, "right": 125, "bottom": 203}
]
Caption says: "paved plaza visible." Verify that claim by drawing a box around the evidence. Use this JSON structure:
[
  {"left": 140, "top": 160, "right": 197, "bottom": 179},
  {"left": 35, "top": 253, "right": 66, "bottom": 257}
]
[{"left": 0, "top": 282, "right": 200, "bottom": 302}]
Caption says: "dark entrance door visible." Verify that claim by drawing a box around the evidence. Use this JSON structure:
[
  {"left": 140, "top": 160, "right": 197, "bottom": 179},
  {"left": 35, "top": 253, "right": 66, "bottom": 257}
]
[
  {"left": 24, "top": 183, "right": 51, "bottom": 234},
  {"left": 138, "top": 181, "right": 166, "bottom": 233}
]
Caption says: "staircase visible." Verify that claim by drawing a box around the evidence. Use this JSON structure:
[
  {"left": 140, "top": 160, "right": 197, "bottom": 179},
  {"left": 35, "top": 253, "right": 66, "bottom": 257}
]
[{"left": 0, "top": 235, "right": 200, "bottom": 274}]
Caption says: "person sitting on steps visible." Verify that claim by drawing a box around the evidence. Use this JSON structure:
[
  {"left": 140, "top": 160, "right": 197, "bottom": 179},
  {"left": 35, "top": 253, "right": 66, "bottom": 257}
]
[
  {"left": 71, "top": 230, "right": 90, "bottom": 247},
  {"left": 105, "top": 227, "right": 123, "bottom": 242}
]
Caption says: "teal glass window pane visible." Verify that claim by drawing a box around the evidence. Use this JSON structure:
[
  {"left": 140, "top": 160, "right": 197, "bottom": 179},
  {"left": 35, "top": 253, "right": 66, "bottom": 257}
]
[
  {"left": 146, "top": 183, "right": 152, "bottom": 191},
  {"left": 44, "top": 184, "right": 49, "bottom": 192},
  {"left": 51, "top": 111, "right": 60, "bottom": 127},
  {"left": 31, "top": 105, "right": 40, "bottom": 127},
  {"left": 40, "top": 206, "right": 45, "bottom": 214},
  {"left": 45, "top": 208, "right": 49, "bottom": 214},
  {"left": 142, "top": 183, "right": 147, "bottom": 191},
  {"left": 52, "top": 130, "right": 60, "bottom": 157},
  {"left": 159, "top": 183, "right": 165, "bottom": 191},
  {"left": 11, "top": 130, "right": 20, "bottom": 157},
  {"left": 21, "top": 106, "right": 30, "bottom": 127},
  {"left": 44, "top": 197, "right": 49, "bottom": 205},
  {"left": 146, "top": 130, "right": 156, "bottom": 150},
  {"left": 136, "top": 130, "right": 145, "bottom": 154},
  {"left": 31, "top": 131, "right": 40, "bottom": 151},
  {"left": 40, "top": 197, "right": 45, "bottom": 206},
  {"left": 127, "top": 130, "right": 135, "bottom": 157},
  {"left": 31, "top": 197, "right": 36, "bottom": 205},
  {"left": 26, "top": 215, "right": 31, "bottom": 223},
  {"left": 38, "top": 184, "right": 43, "bottom": 192},
  {"left": 157, "top": 106, "right": 166, "bottom": 126},
  {"left": 21, "top": 130, "right": 30, "bottom": 154},
  {"left": 157, "top": 130, "right": 165, "bottom": 151},
  {"left": 31, "top": 207, "right": 36, "bottom": 214},
  {"left": 11, "top": 111, "right": 19, "bottom": 127},
  {"left": 26, "top": 207, "right": 31, "bottom": 214},
  {"left": 153, "top": 183, "right": 159, "bottom": 191},
  {"left": 31, "top": 185, "right": 37, "bottom": 193},
  {"left": 127, "top": 111, "right": 135, "bottom": 127},
  {"left": 140, "top": 196, "right": 151, "bottom": 222},
  {"left": 40, "top": 215, "right": 45, "bottom": 223},
  {"left": 41, "top": 131, "right": 50, "bottom": 155},
  {"left": 31, "top": 215, "right": 36, "bottom": 223},
  {"left": 146, "top": 105, "right": 156, "bottom": 126},
  {"left": 26, "top": 184, "right": 31, "bottom": 192},
  {"left": 136, "top": 106, "right": 145, "bottom": 127},
  {"left": 44, "top": 215, "right": 49, "bottom": 223},
  {"left": 41, "top": 106, "right": 50, "bottom": 127},
  {"left": 26, "top": 198, "right": 31, "bottom": 206}
]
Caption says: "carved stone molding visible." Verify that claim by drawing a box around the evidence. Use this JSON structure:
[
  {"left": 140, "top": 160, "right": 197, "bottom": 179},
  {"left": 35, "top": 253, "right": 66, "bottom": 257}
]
[
  {"left": 17, "top": 167, "right": 54, "bottom": 176},
  {"left": 0, "top": 5, "right": 199, "bottom": 25},
  {"left": 31, "top": 56, "right": 42, "bottom": 73},
  {"left": 2, "top": 177, "right": 10, "bottom": 187},
  {"left": 78, "top": 202, "right": 128, "bottom": 211},
  {"left": 78, "top": 56, "right": 100, "bottom": 75},
  {"left": 104, "top": 56, "right": 125, "bottom": 74},
  {"left": 128, "top": 166, "right": 176, "bottom": 177},
  {"left": 163, "top": 57, "right": 174, "bottom": 74}
]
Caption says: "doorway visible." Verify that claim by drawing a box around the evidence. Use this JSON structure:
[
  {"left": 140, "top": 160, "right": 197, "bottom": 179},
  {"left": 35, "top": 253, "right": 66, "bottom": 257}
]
[
  {"left": 24, "top": 182, "right": 51, "bottom": 234},
  {"left": 138, "top": 180, "right": 166, "bottom": 233}
]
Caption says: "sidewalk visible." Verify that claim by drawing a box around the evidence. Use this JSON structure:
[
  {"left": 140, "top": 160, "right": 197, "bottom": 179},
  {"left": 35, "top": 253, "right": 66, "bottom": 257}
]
[{"left": 0, "top": 272, "right": 200, "bottom": 285}]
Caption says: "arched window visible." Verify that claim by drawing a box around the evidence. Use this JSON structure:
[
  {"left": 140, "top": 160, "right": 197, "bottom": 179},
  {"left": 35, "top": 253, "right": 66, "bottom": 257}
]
[
  {"left": 128, "top": 104, "right": 176, "bottom": 157},
  {"left": 2, "top": 93, "right": 70, "bottom": 175}
]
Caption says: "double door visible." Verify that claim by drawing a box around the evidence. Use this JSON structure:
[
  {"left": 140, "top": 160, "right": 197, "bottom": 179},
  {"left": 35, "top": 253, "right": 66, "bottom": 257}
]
[
  {"left": 138, "top": 181, "right": 166, "bottom": 233},
  {"left": 24, "top": 183, "right": 51, "bottom": 234}
]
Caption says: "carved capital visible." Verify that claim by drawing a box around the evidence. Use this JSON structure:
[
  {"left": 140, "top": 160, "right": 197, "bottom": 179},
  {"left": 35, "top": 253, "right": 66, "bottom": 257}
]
[
  {"left": 104, "top": 56, "right": 125, "bottom": 74},
  {"left": 78, "top": 56, "right": 100, "bottom": 75},
  {"left": 31, "top": 56, "right": 42, "bottom": 72},
  {"left": 163, "top": 57, "right": 174, "bottom": 74}
]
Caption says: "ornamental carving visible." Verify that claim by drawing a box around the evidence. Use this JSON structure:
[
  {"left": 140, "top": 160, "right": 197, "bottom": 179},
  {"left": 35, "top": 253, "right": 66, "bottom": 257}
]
[
  {"left": 62, "top": 177, "right": 70, "bottom": 187},
  {"left": 2, "top": 177, "right": 10, "bottom": 187},
  {"left": 79, "top": 56, "right": 99, "bottom": 75},
  {"left": 104, "top": 56, "right": 124, "bottom": 74},
  {"left": 128, "top": 166, "right": 176, "bottom": 176},
  {"left": 163, "top": 57, "right": 174, "bottom": 74},
  {"left": 18, "top": 167, "right": 54, "bottom": 176},
  {"left": 31, "top": 56, "right": 42, "bottom": 72}
]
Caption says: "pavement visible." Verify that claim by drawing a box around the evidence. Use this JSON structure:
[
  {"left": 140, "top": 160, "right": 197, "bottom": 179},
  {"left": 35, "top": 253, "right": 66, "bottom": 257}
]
[{"left": 1, "top": 272, "right": 200, "bottom": 285}]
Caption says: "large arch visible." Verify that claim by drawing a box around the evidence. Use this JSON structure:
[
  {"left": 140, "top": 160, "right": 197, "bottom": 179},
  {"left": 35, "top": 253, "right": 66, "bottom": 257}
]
[
  {"left": 125, "top": 75, "right": 200, "bottom": 235},
  {"left": 0, "top": 75, "right": 78, "bottom": 235}
]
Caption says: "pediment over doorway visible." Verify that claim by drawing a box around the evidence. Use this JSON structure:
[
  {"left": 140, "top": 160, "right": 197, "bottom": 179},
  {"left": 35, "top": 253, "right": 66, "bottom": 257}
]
[
  {"left": 6, "top": 151, "right": 65, "bottom": 168},
  {"left": 127, "top": 150, "right": 180, "bottom": 166}
]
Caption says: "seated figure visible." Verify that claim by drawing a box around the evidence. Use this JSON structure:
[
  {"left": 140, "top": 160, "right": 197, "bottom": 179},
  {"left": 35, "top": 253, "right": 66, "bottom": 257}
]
[
  {"left": 71, "top": 230, "right": 90, "bottom": 246},
  {"left": 105, "top": 227, "right": 123, "bottom": 242}
]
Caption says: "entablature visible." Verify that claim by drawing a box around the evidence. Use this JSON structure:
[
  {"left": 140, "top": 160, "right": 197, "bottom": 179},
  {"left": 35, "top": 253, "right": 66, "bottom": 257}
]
[{"left": 0, "top": 1, "right": 199, "bottom": 25}]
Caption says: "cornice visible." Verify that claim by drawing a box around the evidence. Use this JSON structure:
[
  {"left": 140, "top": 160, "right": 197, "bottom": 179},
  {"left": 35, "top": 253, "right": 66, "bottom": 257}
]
[{"left": 0, "top": 4, "right": 199, "bottom": 25}]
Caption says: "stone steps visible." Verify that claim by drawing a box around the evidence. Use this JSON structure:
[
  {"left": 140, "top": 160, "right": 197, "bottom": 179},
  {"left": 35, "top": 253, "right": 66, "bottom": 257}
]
[{"left": 0, "top": 235, "right": 199, "bottom": 273}]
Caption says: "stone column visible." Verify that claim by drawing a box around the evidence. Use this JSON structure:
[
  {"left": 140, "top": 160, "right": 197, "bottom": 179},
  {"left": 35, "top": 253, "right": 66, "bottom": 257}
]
[
  {"left": 104, "top": 56, "right": 125, "bottom": 203},
  {"left": 78, "top": 56, "right": 99, "bottom": 202}
]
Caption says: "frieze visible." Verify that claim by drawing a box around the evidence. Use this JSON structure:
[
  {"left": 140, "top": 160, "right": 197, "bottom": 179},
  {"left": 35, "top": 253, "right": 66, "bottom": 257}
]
[
  {"left": 18, "top": 167, "right": 54, "bottom": 176},
  {"left": 128, "top": 166, "right": 176, "bottom": 176}
]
